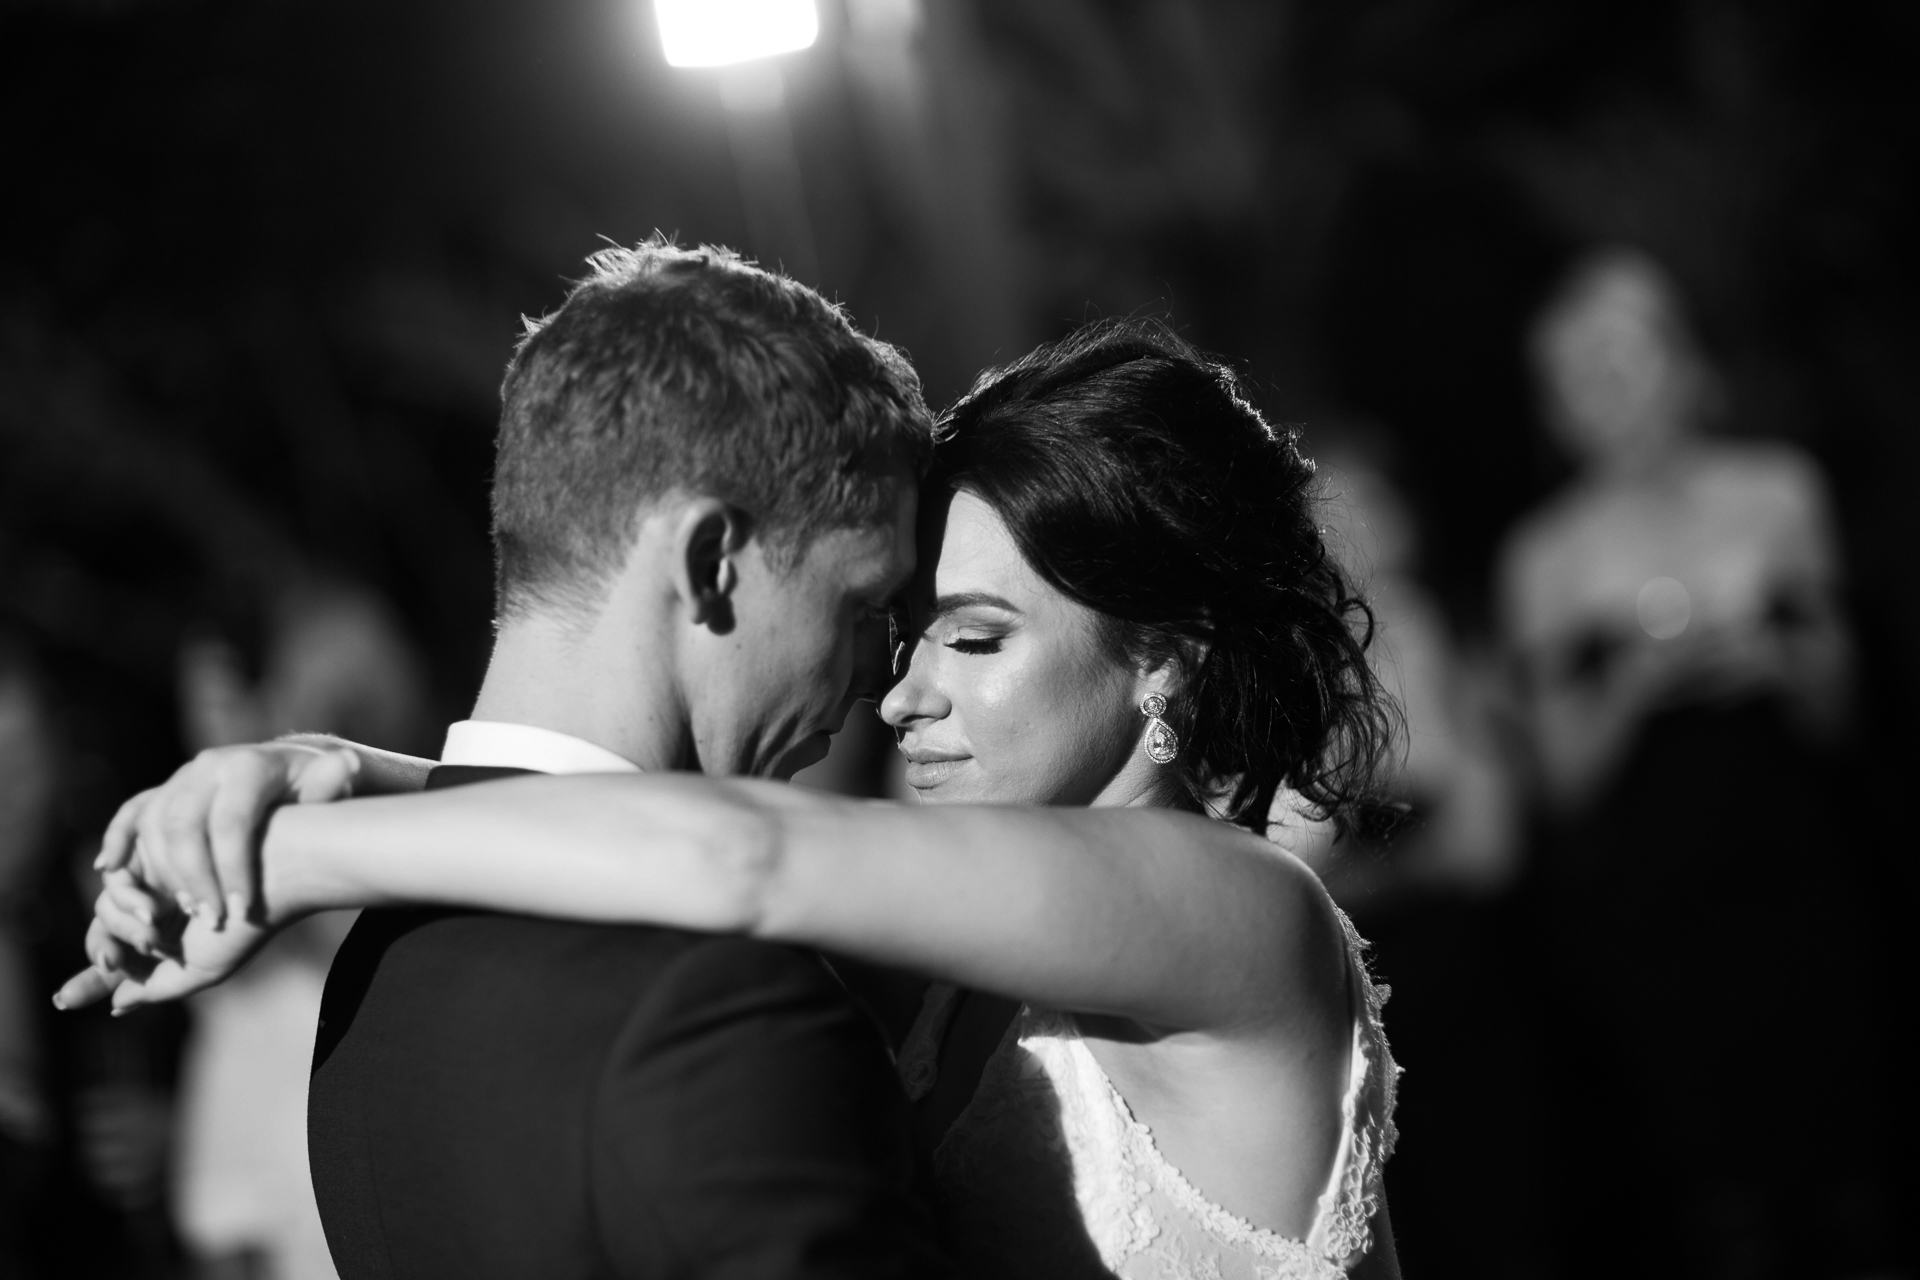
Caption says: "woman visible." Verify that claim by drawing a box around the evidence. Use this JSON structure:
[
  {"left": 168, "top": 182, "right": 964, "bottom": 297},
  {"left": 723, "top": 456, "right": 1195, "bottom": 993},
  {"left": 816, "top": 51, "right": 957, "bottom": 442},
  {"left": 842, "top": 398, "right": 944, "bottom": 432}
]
[
  {"left": 77, "top": 322, "right": 1402, "bottom": 1280},
  {"left": 1497, "top": 247, "right": 1870, "bottom": 1271}
]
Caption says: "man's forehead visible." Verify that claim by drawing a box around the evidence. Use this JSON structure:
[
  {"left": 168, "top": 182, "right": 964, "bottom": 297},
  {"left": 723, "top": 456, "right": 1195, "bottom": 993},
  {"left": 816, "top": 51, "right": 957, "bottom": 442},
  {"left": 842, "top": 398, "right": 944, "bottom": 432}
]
[
  {"left": 817, "top": 495, "right": 916, "bottom": 594},
  {"left": 875, "top": 479, "right": 919, "bottom": 588}
]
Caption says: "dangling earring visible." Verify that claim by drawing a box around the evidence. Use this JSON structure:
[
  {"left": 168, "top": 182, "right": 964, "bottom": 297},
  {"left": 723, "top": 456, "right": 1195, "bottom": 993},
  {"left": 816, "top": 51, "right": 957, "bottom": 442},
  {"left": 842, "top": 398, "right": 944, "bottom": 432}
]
[{"left": 1140, "top": 693, "right": 1179, "bottom": 764}]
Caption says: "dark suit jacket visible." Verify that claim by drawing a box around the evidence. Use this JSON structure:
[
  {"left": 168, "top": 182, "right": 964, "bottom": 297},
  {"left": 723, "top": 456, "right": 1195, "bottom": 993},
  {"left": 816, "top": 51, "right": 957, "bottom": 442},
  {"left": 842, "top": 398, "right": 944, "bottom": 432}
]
[{"left": 308, "top": 764, "right": 951, "bottom": 1279}]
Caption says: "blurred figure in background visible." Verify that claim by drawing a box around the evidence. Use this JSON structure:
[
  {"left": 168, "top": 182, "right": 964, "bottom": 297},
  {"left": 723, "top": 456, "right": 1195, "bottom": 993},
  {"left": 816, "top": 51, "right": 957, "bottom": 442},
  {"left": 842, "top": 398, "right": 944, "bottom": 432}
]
[
  {"left": 1286, "top": 444, "right": 1547, "bottom": 1277},
  {"left": 1498, "top": 247, "right": 1885, "bottom": 1278},
  {"left": 1314, "top": 444, "right": 1523, "bottom": 905},
  {"left": 1501, "top": 246, "right": 1850, "bottom": 814},
  {"left": 0, "top": 633, "right": 189, "bottom": 1279},
  {"left": 0, "top": 640, "right": 58, "bottom": 1273},
  {"left": 170, "top": 583, "right": 426, "bottom": 1280}
]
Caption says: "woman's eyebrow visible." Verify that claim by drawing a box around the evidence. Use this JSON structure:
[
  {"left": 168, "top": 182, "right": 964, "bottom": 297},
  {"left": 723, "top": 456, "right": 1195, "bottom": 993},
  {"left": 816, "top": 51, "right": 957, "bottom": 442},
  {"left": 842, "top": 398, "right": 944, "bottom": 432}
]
[{"left": 933, "top": 591, "right": 1022, "bottom": 617}]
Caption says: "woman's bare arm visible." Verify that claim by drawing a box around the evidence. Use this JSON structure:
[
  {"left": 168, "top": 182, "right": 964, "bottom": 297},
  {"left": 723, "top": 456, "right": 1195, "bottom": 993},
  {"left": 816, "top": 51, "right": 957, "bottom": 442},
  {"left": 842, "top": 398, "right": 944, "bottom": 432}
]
[{"left": 259, "top": 773, "right": 1346, "bottom": 1037}]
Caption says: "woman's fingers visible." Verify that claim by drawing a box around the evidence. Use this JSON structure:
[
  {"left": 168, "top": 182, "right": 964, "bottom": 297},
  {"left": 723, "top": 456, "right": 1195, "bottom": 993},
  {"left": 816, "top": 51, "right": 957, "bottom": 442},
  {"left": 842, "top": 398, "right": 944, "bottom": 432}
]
[
  {"left": 108, "top": 945, "right": 231, "bottom": 1012},
  {"left": 100, "top": 870, "right": 160, "bottom": 923},
  {"left": 140, "top": 765, "right": 225, "bottom": 927},
  {"left": 205, "top": 750, "right": 283, "bottom": 923},
  {"left": 59, "top": 919, "right": 132, "bottom": 1009},
  {"left": 203, "top": 745, "right": 347, "bottom": 924},
  {"left": 109, "top": 972, "right": 159, "bottom": 1014},
  {"left": 84, "top": 916, "right": 126, "bottom": 972},
  {"left": 95, "top": 787, "right": 160, "bottom": 873},
  {"left": 95, "top": 879, "right": 162, "bottom": 956},
  {"left": 54, "top": 963, "right": 123, "bottom": 1011}
]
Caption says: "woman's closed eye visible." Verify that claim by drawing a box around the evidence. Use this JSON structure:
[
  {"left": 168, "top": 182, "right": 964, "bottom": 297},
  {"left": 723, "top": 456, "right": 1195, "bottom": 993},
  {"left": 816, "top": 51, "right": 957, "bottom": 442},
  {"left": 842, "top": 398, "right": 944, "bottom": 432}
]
[{"left": 925, "top": 595, "right": 1021, "bottom": 657}]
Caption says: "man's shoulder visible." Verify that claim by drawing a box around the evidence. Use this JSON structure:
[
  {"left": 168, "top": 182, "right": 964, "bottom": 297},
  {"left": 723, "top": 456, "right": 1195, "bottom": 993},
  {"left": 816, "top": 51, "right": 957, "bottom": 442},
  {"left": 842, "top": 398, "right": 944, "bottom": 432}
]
[
  {"left": 336, "top": 904, "right": 706, "bottom": 963},
  {"left": 316, "top": 908, "right": 850, "bottom": 1068},
  {"left": 307, "top": 916, "right": 930, "bottom": 1278},
  {"left": 333, "top": 906, "right": 834, "bottom": 985}
]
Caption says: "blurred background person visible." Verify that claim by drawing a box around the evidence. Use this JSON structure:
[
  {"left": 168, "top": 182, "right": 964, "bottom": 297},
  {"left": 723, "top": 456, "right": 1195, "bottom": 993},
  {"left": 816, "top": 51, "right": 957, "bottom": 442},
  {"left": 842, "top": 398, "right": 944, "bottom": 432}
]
[
  {"left": 1287, "top": 441, "right": 1549, "bottom": 1274},
  {"left": 1315, "top": 441, "right": 1524, "bottom": 905},
  {"left": 0, "top": 638, "right": 59, "bottom": 1274},
  {"left": 170, "top": 584, "right": 427, "bottom": 1280},
  {"left": 1496, "top": 245, "right": 1884, "bottom": 1279},
  {"left": 0, "top": 627, "right": 190, "bottom": 1279},
  {"left": 1501, "top": 245, "right": 1851, "bottom": 813}
]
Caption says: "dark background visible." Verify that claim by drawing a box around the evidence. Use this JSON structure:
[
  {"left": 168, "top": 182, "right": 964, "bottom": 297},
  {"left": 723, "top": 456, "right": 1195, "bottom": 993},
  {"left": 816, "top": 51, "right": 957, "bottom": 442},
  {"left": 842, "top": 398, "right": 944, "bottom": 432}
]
[{"left": 2, "top": 1, "right": 1915, "bottom": 1277}]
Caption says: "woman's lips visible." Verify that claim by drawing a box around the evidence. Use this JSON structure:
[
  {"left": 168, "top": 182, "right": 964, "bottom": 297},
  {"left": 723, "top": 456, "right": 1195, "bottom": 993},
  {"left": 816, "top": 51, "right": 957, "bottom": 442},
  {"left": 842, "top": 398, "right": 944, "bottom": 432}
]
[{"left": 899, "top": 749, "right": 970, "bottom": 789}]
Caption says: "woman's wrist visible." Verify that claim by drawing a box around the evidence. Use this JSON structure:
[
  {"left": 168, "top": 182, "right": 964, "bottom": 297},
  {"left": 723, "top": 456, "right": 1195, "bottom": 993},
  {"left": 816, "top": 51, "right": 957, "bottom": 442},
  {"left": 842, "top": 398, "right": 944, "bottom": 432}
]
[{"left": 258, "top": 803, "right": 341, "bottom": 924}]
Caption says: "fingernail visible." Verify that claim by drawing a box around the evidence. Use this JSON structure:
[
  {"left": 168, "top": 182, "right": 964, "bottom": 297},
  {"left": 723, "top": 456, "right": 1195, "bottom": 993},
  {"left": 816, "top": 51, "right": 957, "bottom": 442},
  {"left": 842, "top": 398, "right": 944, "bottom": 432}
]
[
  {"left": 93, "top": 850, "right": 109, "bottom": 870},
  {"left": 135, "top": 901, "right": 153, "bottom": 926},
  {"left": 175, "top": 890, "right": 194, "bottom": 916},
  {"left": 51, "top": 993, "right": 67, "bottom": 1010},
  {"left": 227, "top": 892, "right": 249, "bottom": 925},
  {"left": 109, "top": 1006, "right": 126, "bottom": 1018}
]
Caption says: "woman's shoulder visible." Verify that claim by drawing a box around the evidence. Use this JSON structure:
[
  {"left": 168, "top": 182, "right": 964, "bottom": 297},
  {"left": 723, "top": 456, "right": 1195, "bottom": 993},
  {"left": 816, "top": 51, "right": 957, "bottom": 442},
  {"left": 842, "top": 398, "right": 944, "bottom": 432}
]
[{"left": 1680, "top": 439, "right": 1834, "bottom": 536}]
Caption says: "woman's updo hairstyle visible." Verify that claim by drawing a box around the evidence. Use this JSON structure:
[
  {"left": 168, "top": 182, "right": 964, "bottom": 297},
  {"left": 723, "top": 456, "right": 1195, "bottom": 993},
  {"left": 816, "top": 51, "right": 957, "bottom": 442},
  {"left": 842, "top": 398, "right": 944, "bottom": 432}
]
[{"left": 931, "top": 318, "right": 1391, "bottom": 834}]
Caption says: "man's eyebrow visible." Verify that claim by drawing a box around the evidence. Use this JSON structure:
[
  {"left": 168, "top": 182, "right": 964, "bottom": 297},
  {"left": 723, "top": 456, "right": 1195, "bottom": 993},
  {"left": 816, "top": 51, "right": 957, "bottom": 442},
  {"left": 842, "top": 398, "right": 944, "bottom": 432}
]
[{"left": 932, "top": 591, "right": 1022, "bottom": 617}]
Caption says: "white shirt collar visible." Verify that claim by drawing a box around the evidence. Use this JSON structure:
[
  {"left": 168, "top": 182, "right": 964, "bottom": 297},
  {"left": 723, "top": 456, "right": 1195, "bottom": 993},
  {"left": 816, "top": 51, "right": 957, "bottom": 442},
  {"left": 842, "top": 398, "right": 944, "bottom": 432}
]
[{"left": 439, "top": 720, "right": 641, "bottom": 775}]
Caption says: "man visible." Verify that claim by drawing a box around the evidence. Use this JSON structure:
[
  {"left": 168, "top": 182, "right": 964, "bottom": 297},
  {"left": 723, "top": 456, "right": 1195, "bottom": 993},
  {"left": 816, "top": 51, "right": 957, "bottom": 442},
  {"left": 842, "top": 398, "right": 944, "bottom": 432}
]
[{"left": 65, "top": 239, "right": 951, "bottom": 1278}]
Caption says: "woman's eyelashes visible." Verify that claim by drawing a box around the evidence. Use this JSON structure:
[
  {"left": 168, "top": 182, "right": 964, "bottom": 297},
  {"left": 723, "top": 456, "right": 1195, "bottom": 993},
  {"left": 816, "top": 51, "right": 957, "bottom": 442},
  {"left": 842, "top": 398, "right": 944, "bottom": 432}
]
[{"left": 947, "top": 635, "right": 1003, "bottom": 655}]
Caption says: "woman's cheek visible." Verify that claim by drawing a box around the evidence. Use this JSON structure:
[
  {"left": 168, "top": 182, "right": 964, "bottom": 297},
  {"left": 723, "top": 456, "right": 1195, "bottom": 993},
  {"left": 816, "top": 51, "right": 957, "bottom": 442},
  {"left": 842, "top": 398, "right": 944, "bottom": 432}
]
[
  {"left": 963, "top": 662, "right": 1026, "bottom": 761},
  {"left": 985, "top": 651, "right": 1086, "bottom": 797}
]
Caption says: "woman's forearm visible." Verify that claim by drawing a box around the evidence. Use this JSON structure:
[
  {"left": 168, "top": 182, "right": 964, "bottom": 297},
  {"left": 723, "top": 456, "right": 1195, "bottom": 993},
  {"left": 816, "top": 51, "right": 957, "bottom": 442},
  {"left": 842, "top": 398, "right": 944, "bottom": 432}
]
[{"left": 257, "top": 773, "right": 775, "bottom": 930}]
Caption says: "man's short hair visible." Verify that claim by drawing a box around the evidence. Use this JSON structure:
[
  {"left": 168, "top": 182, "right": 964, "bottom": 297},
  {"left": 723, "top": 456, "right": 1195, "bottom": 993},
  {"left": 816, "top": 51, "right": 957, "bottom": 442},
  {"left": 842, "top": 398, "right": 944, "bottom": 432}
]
[{"left": 492, "top": 237, "right": 933, "bottom": 619}]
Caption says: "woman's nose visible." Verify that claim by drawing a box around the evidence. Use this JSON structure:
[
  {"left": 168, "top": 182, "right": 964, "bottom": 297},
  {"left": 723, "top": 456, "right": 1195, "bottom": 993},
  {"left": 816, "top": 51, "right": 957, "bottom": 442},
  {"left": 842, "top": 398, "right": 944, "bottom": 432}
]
[{"left": 879, "top": 639, "right": 949, "bottom": 729}]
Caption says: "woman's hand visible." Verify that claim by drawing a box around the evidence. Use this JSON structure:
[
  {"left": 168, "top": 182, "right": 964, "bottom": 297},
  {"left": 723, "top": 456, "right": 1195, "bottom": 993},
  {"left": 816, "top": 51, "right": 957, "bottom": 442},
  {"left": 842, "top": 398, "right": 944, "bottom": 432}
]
[
  {"left": 53, "top": 868, "right": 275, "bottom": 1012},
  {"left": 94, "top": 741, "right": 363, "bottom": 927}
]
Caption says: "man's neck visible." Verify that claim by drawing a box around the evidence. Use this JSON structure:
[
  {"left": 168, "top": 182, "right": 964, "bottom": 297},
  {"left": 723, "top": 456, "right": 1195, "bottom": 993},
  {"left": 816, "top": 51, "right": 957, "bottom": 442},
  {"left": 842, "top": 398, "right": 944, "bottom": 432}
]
[{"left": 467, "top": 611, "right": 690, "bottom": 773}]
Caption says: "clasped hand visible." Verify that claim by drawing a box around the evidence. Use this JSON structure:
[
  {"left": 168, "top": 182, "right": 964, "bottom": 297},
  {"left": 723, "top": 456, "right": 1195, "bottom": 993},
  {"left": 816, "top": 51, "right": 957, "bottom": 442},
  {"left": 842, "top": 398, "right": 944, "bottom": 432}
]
[{"left": 54, "top": 741, "right": 361, "bottom": 1013}]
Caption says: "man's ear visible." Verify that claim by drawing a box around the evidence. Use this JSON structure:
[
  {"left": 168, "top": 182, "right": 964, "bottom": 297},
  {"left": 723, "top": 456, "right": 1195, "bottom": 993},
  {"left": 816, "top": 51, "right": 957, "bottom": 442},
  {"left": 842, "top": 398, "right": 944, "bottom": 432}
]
[{"left": 669, "top": 498, "right": 749, "bottom": 634}]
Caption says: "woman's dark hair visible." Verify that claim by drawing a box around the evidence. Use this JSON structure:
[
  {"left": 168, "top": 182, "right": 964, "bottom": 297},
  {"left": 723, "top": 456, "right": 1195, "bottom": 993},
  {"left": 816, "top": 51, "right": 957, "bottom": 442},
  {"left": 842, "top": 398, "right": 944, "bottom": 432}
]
[{"left": 932, "top": 319, "right": 1393, "bottom": 834}]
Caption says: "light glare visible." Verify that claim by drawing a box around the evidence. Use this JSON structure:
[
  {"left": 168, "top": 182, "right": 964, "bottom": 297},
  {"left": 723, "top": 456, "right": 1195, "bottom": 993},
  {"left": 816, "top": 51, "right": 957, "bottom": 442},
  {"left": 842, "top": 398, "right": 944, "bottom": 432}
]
[{"left": 656, "top": 0, "right": 820, "bottom": 68}]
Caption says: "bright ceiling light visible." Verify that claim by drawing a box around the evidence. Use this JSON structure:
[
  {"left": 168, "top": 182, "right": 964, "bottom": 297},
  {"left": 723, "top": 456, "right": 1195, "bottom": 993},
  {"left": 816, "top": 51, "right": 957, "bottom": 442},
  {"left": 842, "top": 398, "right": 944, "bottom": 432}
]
[{"left": 655, "top": 0, "right": 820, "bottom": 68}]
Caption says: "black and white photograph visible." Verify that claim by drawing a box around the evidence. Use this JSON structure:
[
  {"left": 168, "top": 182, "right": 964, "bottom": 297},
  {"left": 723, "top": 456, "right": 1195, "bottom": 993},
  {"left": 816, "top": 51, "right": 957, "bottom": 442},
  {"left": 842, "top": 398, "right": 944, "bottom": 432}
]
[{"left": 3, "top": 1, "right": 1915, "bottom": 1277}]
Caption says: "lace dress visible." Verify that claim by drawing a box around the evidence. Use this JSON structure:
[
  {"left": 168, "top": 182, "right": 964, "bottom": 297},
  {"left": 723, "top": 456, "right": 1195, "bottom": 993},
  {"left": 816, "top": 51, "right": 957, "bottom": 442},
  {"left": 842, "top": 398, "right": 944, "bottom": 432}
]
[{"left": 922, "top": 909, "right": 1398, "bottom": 1280}]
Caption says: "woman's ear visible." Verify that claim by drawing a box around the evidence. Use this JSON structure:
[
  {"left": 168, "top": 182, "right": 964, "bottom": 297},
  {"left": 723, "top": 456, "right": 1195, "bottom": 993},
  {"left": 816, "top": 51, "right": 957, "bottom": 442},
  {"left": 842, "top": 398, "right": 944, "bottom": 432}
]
[
  {"left": 670, "top": 498, "right": 748, "bottom": 633},
  {"left": 1137, "top": 637, "right": 1209, "bottom": 707}
]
